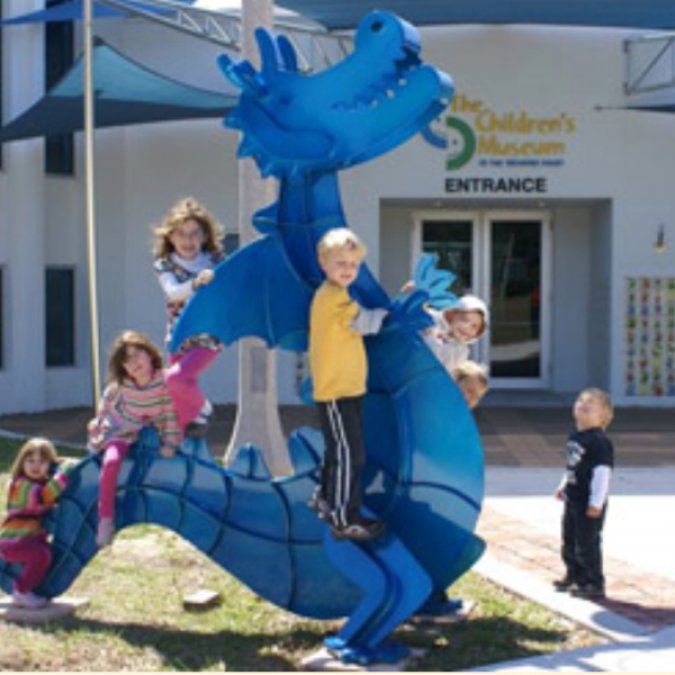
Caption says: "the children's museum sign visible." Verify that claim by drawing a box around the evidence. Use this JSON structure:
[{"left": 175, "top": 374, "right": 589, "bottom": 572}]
[{"left": 438, "top": 94, "right": 577, "bottom": 195}]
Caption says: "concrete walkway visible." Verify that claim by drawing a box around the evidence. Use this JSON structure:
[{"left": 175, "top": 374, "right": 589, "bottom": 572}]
[
  {"left": 475, "top": 466, "right": 675, "bottom": 672},
  {"left": 1, "top": 402, "right": 674, "bottom": 671}
]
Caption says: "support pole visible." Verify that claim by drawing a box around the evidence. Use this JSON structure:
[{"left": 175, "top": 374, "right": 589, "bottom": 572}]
[
  {"left": 83, "top": 0, "right": 101, "bottom": 408},
  {"left": 225, "top": 0, "right": 293, "bottom": 476}
]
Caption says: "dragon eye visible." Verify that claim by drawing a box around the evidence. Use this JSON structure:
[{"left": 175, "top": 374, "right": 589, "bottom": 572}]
[{"left": 371, "top": 20, "right": 383, "bottom": 32}]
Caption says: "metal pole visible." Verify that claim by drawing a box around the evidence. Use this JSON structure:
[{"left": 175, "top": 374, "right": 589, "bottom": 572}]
[{"left": 84, "top": 0, "right": 101, "bottom": 408}]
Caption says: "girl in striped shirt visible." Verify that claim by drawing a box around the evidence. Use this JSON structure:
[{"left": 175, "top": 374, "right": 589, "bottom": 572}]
[
  {"left": 0, "top": 437, "right": 73, "bottom": 609},
  {"left": 88, "top": 331, "right": 182, "bottom": 547}
]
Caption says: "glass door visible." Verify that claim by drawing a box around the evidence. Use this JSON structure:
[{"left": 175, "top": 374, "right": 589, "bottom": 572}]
[
  {"left": 483, "top": 211, "right": 551, "bottom": 387},
  {"left": 419, "top": 217, "right": 474, "bottom": 294},
  {"left": 413, "top": 209, "right": 551, "bottom": 388}
]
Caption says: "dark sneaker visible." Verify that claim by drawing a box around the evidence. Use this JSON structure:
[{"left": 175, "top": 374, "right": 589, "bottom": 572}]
[
  {"left": 553, "top": 576, "right": 576, "bottom": 592},
  {"left": 308, "top": 488, "right": 331, "bottom": 520},
  {"left": 196, "top": 399, "right": 213, "bottom": 425},
  {"left": 331, "top": 517, "right": 385, "bottom": 542},
  {"left": 185, "top": 422, "right": 208, "bottom": 438},
  {"left": 571, "top": 584, "right": 605, "bottom": 599}
]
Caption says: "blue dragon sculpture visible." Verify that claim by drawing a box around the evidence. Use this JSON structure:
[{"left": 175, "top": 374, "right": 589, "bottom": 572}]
[{"left": 0, "top": 11, "right": 485, "bottom": 665}]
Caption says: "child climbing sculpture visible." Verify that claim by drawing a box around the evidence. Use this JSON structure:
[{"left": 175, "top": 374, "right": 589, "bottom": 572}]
[
  {"left": 309, "top": 229, "right": 388, "bottom": 541},
  {"left": 0, "top": 438, "right": 74, "bottom": 609},
  {"left": 88, "top": 331, "right": 182, "bottom": 547},
  {"left": 152, "top": 197, "right": 225, "bottom": 436}
]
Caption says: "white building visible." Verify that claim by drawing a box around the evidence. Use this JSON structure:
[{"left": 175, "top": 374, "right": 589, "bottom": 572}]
[{"left": 0, "top": 1, "right": 674, "bottom": 414}]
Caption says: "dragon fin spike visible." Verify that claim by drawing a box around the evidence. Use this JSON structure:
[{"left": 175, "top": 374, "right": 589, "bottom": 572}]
[
  {"left": 237, "top": 140, "right": 257, "bottom": 158},
  {"left": 276, "top": 34, "right": 299, "bottom": 72},
  {"left": 224, "top": 110, "right": 242, "bottom": 130},
  {"left": 227, "top": 60, "right": 267, "bottom": 97},
  {"left": 217, "top": 53, "right": 234, "bottom": 76},
  {"left": 255, "top": 27, "right": 282, "bottom": 76}
]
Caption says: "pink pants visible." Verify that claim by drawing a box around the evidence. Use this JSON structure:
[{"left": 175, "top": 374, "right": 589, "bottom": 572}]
[
  {"left": 0, "top": 535, "right": 52, "bottom": 593},
  {"left": 166, "top": 346, "right": 219, "bottom": 429},
  {"left": 99, "top": 440, "right": 131, "bottom": 519}
]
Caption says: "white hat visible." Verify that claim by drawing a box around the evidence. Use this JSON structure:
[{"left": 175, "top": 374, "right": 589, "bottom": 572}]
[{"left": 443, "top": 294, "right": 490, "bottom": 338}]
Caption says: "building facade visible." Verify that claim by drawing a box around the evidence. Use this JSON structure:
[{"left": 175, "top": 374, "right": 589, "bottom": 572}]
[{"left": 0, "top": 2, "right": 673, "bottom": 414}]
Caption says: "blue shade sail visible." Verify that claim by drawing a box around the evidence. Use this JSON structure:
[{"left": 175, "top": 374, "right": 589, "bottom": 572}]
[
  {"left": 0, "top": 0, "right": 186, "bottom": 25},
  {"left": 0, "top": 39, "right": 237, "bottom": 143}
]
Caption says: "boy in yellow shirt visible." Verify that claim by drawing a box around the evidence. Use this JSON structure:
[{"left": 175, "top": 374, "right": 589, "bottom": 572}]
[{"left": 309, "top": 228, "right": 388, "bottom": 541}]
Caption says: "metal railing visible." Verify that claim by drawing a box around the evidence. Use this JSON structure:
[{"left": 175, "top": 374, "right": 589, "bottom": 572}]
[
  {"left": 98, "top": 0, "right": 352, "bottom": 71},
  {"left": 624, "top": 32, "right": 675, "bottom": 95}
]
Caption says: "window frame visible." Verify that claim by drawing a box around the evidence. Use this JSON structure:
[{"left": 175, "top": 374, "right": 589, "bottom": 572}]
[
  {"left": 44, "top": 0, "right": 75, "bottom": 175},
  {"left": 45, "top": 266, "right": 76, "bottom": 368}
]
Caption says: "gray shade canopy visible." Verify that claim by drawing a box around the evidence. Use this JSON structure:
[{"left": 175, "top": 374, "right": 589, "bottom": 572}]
[
  {"left": 275, "top": 0, "right": 675, "bottom": 30},
  {"left": 0, "top": 38, "right": 236, "bottom": 142}
]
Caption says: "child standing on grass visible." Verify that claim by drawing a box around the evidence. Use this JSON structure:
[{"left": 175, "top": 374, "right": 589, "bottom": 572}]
[
  {"left": 152, "top": 197, "right": 225, "bottom": 436},
  {"left": 553, "top": 387, "right": 614, "bottom": 598},
  {"left": 0, "top": 437, "right": 73, "bottom": 609},
  {"left": 88, "top": 331, "right": 182, "bottom": 548},
  {"left": 308, "top": 228, "right": 388, "bottom": 542}
]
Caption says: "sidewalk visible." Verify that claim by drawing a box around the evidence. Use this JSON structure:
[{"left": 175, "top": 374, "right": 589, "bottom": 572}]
[
  {"left": 473, "top": 402, "right": 675, "bottom": 671},
  {"left": 1, "top": 402, "right": 674, "bottom": 671},
  {"left": 475, "top": 466, "right": 675, "bottom": 672}
]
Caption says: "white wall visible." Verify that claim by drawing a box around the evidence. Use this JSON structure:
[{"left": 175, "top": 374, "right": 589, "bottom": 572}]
[
  {"left": 550, "top": 206, "right": 592, "bottom": 392},
  {"left": 379, "top": 204, "right": 414, "bottom": 295},
  {"left": 1, "top": 7, "right": 46, "bottom": 413},
  {"left": 588, "top": 202, "right": 613, "bottom": 390}
]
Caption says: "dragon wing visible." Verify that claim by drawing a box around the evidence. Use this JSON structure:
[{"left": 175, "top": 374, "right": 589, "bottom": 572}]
[{"left": 170, "top": 234, "right": 314, "bottom": 353}]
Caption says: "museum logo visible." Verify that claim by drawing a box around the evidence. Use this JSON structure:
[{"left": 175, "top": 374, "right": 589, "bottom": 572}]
[{"left": 442, "top": 94, "right": 576, "bottom": 171}]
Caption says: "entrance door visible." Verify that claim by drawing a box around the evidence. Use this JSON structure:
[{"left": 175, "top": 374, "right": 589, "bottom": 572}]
[{"left": 413, "top": 209, "right": 551, "bottom": 388}]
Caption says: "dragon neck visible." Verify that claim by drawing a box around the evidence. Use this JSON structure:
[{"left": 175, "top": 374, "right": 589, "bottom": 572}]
[{"left": 277, "top": 170, "right": 346, "bottom": 286}]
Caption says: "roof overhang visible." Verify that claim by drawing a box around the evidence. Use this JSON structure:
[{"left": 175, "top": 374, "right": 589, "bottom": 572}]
[{"left": 274, "top": 1, "right": 675, "bottom": 31}]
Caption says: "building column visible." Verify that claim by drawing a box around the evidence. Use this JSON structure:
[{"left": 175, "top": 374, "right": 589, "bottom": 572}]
[{"left": 2, "top": 2, "right": 46, "bottom": 413}]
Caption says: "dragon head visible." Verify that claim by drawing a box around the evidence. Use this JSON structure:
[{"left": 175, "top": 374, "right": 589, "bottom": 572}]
[{"left": 220, "top": 10, "right": 454, "bottom": 178}]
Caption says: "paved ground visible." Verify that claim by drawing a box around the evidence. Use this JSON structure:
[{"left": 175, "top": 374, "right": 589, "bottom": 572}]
[
  {"left": 3, "top": 402, "right": 674, "bottom": 466},
  {"left": 1, "top": 401, "right": 674, "bottom": 671},
  {"left": 476, "top": 466, "right": 675, "bottom": 672}
]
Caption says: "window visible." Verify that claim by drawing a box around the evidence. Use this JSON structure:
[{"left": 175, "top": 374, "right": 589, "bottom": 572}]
[
  {"left": 422, "top": 220, "right": 473, "bottom": 294},
  {"left": 45, "top": 0, "right": 74, "bottom": 175},
  {"left": 223, "top": 232, "right": 240, "bottom": 255},
  {"left": 0, "top": 2, "right": 3, "bottom": 170},
  {"left": 46, "top": 267, "right": 75, "bottom": 367},
  {"left": 0, "top": 267, "right": 4, "bottom": 368}
]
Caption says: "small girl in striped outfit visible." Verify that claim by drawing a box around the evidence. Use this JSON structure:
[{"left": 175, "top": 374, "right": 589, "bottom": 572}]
[
  {"left": 0, "top": 437, "right": 73, "bottom": 609},
  {"left": 88, "top": 331, "right": 182, "bottom": 547},
  {"left": 152, "top": 197, "right": 225, "bottom": 437}
]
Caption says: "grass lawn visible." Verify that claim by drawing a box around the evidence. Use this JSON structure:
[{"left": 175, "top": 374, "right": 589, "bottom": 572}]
[{"left": 0, "top": 436, "right": 602, "bottom": 671}]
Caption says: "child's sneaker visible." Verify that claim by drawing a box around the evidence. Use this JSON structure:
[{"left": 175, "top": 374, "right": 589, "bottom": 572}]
[
  {"left": 12, "top": 590, "right": 49, "bottom": 609},
  {"left": 571, "top": 583, "right": 605, "bottom": 599},
  {"left": 96, "top": 517, "right": 115, "bottom": 548},
  {"left": 331, "top": 516, "right": 385, "bottom": 542},
  {"left": 196, "top": 399, "right": 213, "bottom": 424},
  {"left": 308, "top": 488, "right": 331, "bottom": 520},
  {"left": 186, "top": 400, "right": 213, "bottom": 437},
  {"left": 552, "top": 576, "right": 576, "bottom": 592}
]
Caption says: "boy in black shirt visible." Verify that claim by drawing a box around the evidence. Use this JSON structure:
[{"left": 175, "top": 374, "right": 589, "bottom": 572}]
[{"left": 553, "top": 388, "right": 614, "bottom": 598}]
